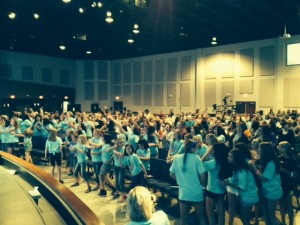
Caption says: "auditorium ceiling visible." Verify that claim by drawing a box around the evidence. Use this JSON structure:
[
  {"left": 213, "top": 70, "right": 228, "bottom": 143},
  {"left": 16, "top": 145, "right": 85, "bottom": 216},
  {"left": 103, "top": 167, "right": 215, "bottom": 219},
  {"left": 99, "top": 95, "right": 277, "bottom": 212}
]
[{"left": 0, "top": 0, "right": 299, "bottom": 60}]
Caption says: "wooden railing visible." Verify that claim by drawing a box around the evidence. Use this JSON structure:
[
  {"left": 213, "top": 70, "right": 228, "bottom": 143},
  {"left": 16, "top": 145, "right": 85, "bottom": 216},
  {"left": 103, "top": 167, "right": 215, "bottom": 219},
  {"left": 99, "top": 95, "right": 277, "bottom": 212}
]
[{"left": 0, "top": 151, "right": 104, "bottom": 225}]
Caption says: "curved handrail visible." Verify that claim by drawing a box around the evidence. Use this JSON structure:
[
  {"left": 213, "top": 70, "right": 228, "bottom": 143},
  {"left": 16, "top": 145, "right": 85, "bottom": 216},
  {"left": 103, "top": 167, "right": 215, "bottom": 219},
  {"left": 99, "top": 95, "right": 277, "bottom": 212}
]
[{"left": 0, "top": 151, "right": 104, "bottom": 225}]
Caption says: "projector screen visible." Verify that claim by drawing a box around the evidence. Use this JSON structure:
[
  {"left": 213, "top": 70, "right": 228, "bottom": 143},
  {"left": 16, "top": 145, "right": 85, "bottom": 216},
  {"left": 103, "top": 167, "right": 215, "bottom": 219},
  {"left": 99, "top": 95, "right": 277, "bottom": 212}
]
[{"left": 287, "top": 43, "right": 300, "bottom": 65}]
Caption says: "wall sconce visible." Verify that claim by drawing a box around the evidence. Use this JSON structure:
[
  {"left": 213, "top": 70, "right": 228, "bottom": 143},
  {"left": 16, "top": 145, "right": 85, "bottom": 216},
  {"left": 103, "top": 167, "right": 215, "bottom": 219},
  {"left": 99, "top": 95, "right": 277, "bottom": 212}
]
[
  {"left": 39, "top": 96, "right": 44, "bottom": 99},
  {"left": 10, "top": 95, "right": 16, "bottom": 99},
  {"left": 115, "top": 96, "right": 120, "bottom": 100},
  {"left": 243, "top": 93, "right": 248, "bottom": 97}
]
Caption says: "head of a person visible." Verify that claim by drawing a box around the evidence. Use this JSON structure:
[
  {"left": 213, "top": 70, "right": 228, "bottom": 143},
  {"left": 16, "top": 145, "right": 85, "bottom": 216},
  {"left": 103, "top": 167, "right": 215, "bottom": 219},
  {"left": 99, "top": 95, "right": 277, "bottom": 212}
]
[
  {"left": 78, "top": 134, "right": 88, "bottom": 145},
  {"left": 124, "top": 144, "right": 134, "bottom": 156},
  {"left": 138, "top": 139, "right": 149, "bottom": 150},
  {"left": 278, "top": 141, "right": 293, "bottom": 158},
  {"left": 127, "top": 186, "right": 154, "bottom": 222}
]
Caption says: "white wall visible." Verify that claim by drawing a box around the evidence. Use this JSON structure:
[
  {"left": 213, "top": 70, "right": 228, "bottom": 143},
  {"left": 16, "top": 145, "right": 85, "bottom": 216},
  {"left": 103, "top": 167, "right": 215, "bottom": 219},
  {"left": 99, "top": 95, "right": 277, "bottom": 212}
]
[{"left": 2, "top": 34, "right": 300, "bottom": 114}]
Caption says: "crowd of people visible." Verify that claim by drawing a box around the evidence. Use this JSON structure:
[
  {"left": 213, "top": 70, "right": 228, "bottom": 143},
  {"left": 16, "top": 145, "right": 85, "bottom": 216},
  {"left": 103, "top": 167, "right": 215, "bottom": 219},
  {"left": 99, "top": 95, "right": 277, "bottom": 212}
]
[{"left": 0, "top": 106, "right": 299, "bottom": 225}]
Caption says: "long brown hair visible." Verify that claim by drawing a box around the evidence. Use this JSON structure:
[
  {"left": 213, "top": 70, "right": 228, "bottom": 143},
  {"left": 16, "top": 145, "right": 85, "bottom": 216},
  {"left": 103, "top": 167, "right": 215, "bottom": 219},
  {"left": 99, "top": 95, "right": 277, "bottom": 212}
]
[{"left": 48, "top": 129, "right": 57, "bottom": 142}]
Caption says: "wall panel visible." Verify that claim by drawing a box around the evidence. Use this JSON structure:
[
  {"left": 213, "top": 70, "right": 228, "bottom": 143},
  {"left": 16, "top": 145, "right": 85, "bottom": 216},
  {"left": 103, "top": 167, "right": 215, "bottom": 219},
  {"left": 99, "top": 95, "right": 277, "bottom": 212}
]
[
  {"left": 155, "top": 59, "right": 164, "bottom": 82},
  {"left": 133, "top": 62, "right": 142, "bottom": 82},
  {"left": 84, "top": 81, "right": 94, "bottom": 100},
  {"left": 221, "top": 80, "right": 234, "bottom": 100},
  {"left": 259, "top": 46, "right": 275, "bottom": 76},
  {"left": 259, "top": 79, "right": 275, "bottom": 107},
  {"left": 167, "top": 58, "right": 177, "bottom": 81},
  {"left": 167, "top": 84, "right": 177, "bottom": 106},
  {"left": 239, "top": 79, "right": 253, "bottom": 94},
  {"left": 181, "top": 56, "right": 192, "bottom": 81},
  {"left": 144, "top": 61, "right": 153, "bottom": 82},
  {"left": 240, "top": 48, "right": 254, "bottom": 77},
  {"left": 22, "top": 66, "right": 33, "bottom": 80},
  {"left": 205, "top": 53, "right": 218, "bottom": 79},
  {"left": 133, "top": 85, "right": 142, "bottom": 105},
  {"left": 98, "top": 82, "right": 108, "bottom": 100},
  {"left": 123, "top": 63, "right": 131, "bottom": 83},
  {"left": 283, "top": 78, "right": 300, "bottom": 108},
  {"left": 221, "top": 51, "right": 234, "bottom": 78},
  {"left": 204, "top": 81, "right": 216, "bottom": 106},
  {"left": 143, "top": 84, "right": 152, "bottom": 105},
  {"left": 97, "top": 61, "right": 108, "bottom": 79},
  {"left": 180, "top": 83, "right": 190, "bottom": 106},
  {"left": 113, "top": 64, "right": 121, "bottom": 84},
  {"left": 84, "top": 61, "right": 94, "bottom": 79},
  {"left": 154, "top": 84, "right": 164, "bottom": 106}
]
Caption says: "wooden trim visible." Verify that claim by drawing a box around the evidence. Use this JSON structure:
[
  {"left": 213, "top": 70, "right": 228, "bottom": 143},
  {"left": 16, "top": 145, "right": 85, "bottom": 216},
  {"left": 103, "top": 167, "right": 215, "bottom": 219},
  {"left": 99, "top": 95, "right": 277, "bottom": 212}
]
[{"left": 0, "top": 151, "right": 104, "bottom": 225}]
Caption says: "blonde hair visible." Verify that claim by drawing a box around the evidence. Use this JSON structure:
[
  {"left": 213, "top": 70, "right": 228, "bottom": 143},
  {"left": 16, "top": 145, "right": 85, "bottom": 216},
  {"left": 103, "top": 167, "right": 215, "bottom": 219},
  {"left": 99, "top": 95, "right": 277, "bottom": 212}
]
[
  {"left": 78, "top": 134, "right": 88, "bottom": 144},
  {"left": 127, "top": 186, "right": 154, "bottom": 222}
]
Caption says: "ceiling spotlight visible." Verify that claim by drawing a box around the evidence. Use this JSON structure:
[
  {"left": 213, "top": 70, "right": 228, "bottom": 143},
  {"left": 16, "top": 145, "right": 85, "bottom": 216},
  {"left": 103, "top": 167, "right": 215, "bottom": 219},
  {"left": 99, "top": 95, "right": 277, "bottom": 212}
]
[
  {"left": 128, "top": 35, "right": 134, "bottom": 44},
  {"left": 33, "top": 13, "right": 40, "bottom": 19},
  {"left": 211, "top": 37, "right": 217, "bottom": 45},
  {"left": 281, "top": 25, "right": 291, "bottom": 38},
  {"left": 133, "top": 24, "right": 140, "bottom": 34},
  {"left": 62, "top": 0, "right": 71, "bottom": 3},
  {"left": 8, "top": 12, "right": 16, "bottom": 19},
  {"left": 39, "top": 95, "right": 44, "bottom": 99},
  {"left": 79, "top": 8, "right": 84, "bottom": 13},
  {"left": 59, "top": 43, "right": 66, "bottom": 50},
  {"left": 86, "top": 48, "right": 92, "bottom": 54},
  {"left": 97, "top": 2, "right": 103, "bottom": 7},
  {"left": 10, "top": 95, "right": 16, "bottom": 99},
  {"left": 105, "top": 11, "right": 113, "bottom": 23},
  {"left": 91, "top": 2, "right": 96, "bottom": 7}
]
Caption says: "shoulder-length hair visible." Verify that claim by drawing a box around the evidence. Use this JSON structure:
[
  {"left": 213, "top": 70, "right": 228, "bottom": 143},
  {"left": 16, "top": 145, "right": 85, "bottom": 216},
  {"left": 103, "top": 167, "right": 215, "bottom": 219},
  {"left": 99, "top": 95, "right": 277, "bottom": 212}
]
[{"left": 127, "top": 186, "right": 154, "bottom": 222}]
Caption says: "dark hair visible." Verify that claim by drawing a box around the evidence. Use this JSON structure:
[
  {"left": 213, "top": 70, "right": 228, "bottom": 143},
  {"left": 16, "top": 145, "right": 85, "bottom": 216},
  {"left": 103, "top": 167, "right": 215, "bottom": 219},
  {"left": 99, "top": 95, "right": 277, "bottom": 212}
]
[
  {"left": 103, "top": 133, "right": 112, "bottom": 145},
  {"left": 124, "top": 144, "right": 134, "bottom": 156},
  {"left": 147, "top": 126, "right": 156, "bottom": 143},
  {"left": 235, "top": 142, "right": 252, "bottom": 160},
  {"left": 259, "top": 142, "right": 280, "bottom": 173},
  {"left": 230, "top": 148, "right": 250, "bottom": 172},
  {"left": 138, "top": 139, "right": 149, "bottom": 150},
  {"left": 182, "top": 140, "right": 197, "bottom": 171},
  {"left": 214, "top": 143, "right": 232, "bottom": 179}
]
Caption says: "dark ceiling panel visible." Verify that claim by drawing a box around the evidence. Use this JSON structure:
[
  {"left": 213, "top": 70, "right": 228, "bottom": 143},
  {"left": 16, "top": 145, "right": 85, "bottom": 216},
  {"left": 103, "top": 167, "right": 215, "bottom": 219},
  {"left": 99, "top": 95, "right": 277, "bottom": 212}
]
[{"left": 0, "top": 0, "right": 299, "bottom": 60}]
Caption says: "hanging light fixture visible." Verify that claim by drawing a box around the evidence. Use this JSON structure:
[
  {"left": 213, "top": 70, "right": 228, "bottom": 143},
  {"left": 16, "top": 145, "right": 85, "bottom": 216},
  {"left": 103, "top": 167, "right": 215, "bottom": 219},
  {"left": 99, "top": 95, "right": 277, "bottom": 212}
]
[
  {"left": 281, "top": 25, "right": 291, "bottom": 38},
  {"left": 128, "top": 35, "right": 134, "bottom": 44},
  {"left": 8, "top": 12, "right": 16, "bottom": 19},
  {"left": 211, "top": 37, "right": 217, "bottom": 45},
  {"left": 59, "top": 43, "right": 66, "bottom": 50},
  {"left": 105, "top": 11, "right": 113, "bottom": 23},
  {"left": 133, "top": 24, "right": 140, "bottom": 34}
]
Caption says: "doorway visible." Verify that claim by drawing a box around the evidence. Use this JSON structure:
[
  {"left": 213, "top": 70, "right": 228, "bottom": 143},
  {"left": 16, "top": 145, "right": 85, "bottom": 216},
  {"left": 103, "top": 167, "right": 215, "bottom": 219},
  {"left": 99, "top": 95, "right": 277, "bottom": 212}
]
[{"left": 236, "top": 101, "right": 256, "bottom": 115}]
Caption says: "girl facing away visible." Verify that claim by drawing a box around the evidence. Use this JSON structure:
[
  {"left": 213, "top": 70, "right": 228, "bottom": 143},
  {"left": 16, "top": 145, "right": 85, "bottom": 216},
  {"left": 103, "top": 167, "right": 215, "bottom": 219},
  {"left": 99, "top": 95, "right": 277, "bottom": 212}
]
[
  {"left": 44, "top": 129, "right": 64, "bottom": 183},
  {"left": 254, "top": 142, "right": 283, "bottom": 225},
  {"left": 225, "top": 148, "right": 259, "bottom": 225},
  {"left": 170, "top": 140, "right": 207, "bottom": 225},
  {"left": 19, "top": 128, "right": 34, "bottom": 163}
]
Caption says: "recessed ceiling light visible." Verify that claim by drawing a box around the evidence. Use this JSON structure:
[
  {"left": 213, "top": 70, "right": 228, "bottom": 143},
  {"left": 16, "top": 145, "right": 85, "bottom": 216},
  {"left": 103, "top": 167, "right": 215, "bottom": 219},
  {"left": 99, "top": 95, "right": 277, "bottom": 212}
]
[
  {"left": 62, "top": 0, "right": 71, "bottom": 3},
  {"left": 86, "top": 50, "right": 92, "bottom": 54},
  {"left": 133, "top": 24, "right": 140, "bottom": 34},
  {"left": 128, "top": 36, "right": 134, "bottom": 44},
  {"left": 79, "top": 8, "right": 84, "bottom": 13},
  {"left": 97, "top": 2, "right": 102, "bottom": 7},
  {"left": 59, "top": 44, "right": 66, "bottom": 50},
  {"left": 8, "top": 12, "right": 16, "bottom": 19},
  {"left": 33, "top": 13, "right": 40, "bottom": 19},
  {"left": 91, "top": 2, "right": 96, "bottom": 7},
  {"left": 10, "top": 95, "right": 16, "bottom": 99}
]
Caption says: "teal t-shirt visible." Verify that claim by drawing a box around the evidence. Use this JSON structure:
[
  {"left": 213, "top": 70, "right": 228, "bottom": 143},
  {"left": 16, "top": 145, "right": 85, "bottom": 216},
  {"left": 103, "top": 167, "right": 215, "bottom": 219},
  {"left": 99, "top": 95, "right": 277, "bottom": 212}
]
[
  {"left": 136, "top": 148, "right": 151, "bottom": 171},
  {"left": 262, "top": 160, "right": 282, "bottom": 200},
  {"left": 170, "top": 153, "right": 205, "bottom": 202},
  {"left": 90, "top": 137, "right": 103, "bottom": 163}
]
